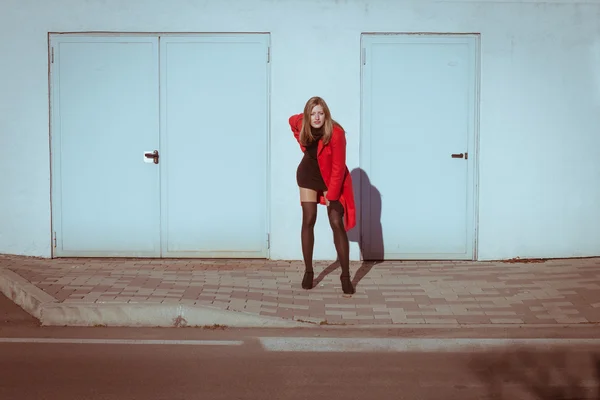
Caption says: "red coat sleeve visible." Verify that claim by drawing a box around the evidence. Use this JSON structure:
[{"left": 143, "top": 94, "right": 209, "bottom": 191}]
[
  {"left": 326, "top": 126, "right": 346, "bottom": 201},
  {"left": 288, "top": 114, "right": 304, "bottom": 151}
]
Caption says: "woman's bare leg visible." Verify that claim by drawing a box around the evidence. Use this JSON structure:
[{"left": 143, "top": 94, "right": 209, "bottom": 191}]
[
  {"left": 299, "top": 188, "right": 318, "bottom": 203},
  {"left": 299, "top": 188, "right": 318, "bottom": 289}
]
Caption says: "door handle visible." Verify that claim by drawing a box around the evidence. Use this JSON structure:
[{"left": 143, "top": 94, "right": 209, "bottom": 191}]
[
  {"left": 144, "top": 150, "right": 159, "bottom": 164},
  {"left": 451, "top": 152, "right": 468, "bottom": 160}
]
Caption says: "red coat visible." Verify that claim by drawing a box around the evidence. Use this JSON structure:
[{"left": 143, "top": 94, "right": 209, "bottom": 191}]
[{"left": 289, "top": 114, "right": 356, "bottom": 232}]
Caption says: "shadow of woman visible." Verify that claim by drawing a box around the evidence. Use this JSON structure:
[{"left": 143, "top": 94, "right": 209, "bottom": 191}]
[
  {"left": 313, "top": 260, "right": 341, "bottom": 286},
  {"left": 347, "top": 168, "right": 384, "bottom": 288}
]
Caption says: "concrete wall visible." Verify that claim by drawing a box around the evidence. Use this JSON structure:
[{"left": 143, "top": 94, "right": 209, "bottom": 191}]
[{"left": 1, "top": 0, "right": 599, "bottom": 260}]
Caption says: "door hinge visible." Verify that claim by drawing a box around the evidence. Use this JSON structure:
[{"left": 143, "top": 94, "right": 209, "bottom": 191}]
[
  {"left": 267, "top": 233, "right": 270, "bottom": 249},
  {"left": 362, "top": 48, "right": 366, "bottom": 65},
  {"left": 465, "top": 152, "right": 468, "bottom": 160},
  {"left": 53, "top": 232, "right": 57, "bottom": 248},
  {"left": 267, "top": 47, "right": 270, "bottom": 63},
  {"left": 51, "top": 47, "right": 54, "bottom": 64}
]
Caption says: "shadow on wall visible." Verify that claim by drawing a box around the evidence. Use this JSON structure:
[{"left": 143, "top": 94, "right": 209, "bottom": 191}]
[
  {"left": 470, "top": 348, "right": 600, "bottom": 400},
  {"left": 347, "top": 168, "right": 384, "bottom": 289}
]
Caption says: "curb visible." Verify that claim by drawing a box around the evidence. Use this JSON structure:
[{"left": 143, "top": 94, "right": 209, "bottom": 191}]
[
  {"left": 0, "top": 267, "right": 306, "bottom": 328},
  {"left": 40, "top": 302, "right": 307, "bottom": 328},
  {"left": 2, "top": 267, "right": 600, "bottom": 330},
  {"left": 0, "top": 267, "right": 56, "bottom": 320}
]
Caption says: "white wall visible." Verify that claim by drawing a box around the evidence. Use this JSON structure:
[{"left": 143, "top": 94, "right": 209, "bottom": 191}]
[{"left": 1, "top": 0, "right": 599, "bottom": 260}]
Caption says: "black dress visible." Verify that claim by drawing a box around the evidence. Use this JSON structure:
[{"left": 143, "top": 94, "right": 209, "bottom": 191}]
[{"left": 296, "top": 127, "right": 328, "bottom": 192}]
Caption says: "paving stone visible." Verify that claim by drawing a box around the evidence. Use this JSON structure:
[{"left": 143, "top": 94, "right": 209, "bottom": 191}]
[{"left": 1, "top": 255, "right": 599, "bottom": 326}]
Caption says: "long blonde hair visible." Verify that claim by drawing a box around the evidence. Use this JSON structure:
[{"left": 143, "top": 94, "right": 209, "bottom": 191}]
[{"left": 299, "top": 96, "right": 344, "bottom": 146}]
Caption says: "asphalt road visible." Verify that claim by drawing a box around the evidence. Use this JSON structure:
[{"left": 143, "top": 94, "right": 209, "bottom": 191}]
[{"left": 1, "top": 293, "right": 600, "bottom": 400}]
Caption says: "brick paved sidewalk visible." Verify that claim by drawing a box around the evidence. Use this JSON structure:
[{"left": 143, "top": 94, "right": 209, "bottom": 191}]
[{"left": 1, "top": 255, "right": 600, "bottom": 326}]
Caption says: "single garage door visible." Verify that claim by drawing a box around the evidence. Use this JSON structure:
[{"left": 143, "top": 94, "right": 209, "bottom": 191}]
[{"left": 359, "top": 33, "right": 479, "bottom": 260}]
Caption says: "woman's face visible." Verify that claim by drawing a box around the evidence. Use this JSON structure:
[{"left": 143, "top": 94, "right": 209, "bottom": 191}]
[{"left": 310, "top": 105, "right": 325, "bottom": 129}]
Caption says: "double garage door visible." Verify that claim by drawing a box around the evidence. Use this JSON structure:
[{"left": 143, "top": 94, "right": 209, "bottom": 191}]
[{"left": 50, "top": 34, "right": 270, "bottom": 258}]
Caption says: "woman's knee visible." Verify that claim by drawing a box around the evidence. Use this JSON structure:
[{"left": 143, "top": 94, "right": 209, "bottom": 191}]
[
  {"left": 303, "top": 214, "right": 317, "bottom": 228},
  {"left": 327, "top": 210, "right": 344, "bottom": 231},
  {"left": 301, "top": 202, "right": 318, "bottom": 227}
]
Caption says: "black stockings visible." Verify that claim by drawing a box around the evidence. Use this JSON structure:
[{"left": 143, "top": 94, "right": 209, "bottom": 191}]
[
  {"left": 300, "top": 201, "right": 354, "bottom": 294},
  {"left": 326, "top": 201, "right": 350, "bottom": 277},
  {"left": 301, "top": 202, "right": 318, "bottom": 274},
  {"left": 328, "top": 201, "right": 354, "bottom": 294}
]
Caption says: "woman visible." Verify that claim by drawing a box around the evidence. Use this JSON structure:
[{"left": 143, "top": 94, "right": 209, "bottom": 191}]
[{"left": 289, "top": 96, "right": 356, "bottom": 295}]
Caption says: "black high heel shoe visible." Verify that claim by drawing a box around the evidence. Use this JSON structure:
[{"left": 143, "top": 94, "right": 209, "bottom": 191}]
[
  {"left": 340, "top": 275, "right": 355, "bottom": 295},
  {"left": 302, "top": 271, "right": 314, "bottom": 290}
]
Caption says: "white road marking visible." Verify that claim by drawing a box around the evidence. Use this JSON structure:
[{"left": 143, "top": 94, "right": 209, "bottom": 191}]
[
  {"left": 257, "top": 338, "right": 600, "bottom": 352},
  {"left": 0, "top": 338, "right": 243, "bottom": 346},
  {"left": 1, "top": 337, "right": 599, "bottom": 352}
]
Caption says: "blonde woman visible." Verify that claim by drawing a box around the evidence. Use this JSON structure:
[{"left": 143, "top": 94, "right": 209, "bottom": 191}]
[{"left": 289, "top": 96, "right": 356, "bottom": 294}]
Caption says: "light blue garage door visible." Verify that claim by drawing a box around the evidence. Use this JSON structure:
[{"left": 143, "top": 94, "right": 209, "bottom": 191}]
[
  {"left": 159, "top": 36, "right": 270, "bottom": 258},
  {"left": 360, "top": 34, "right": 479, "bottom": 260},
  {"left": 50, "top": 34, "right": 270, "bottom": 258}
]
